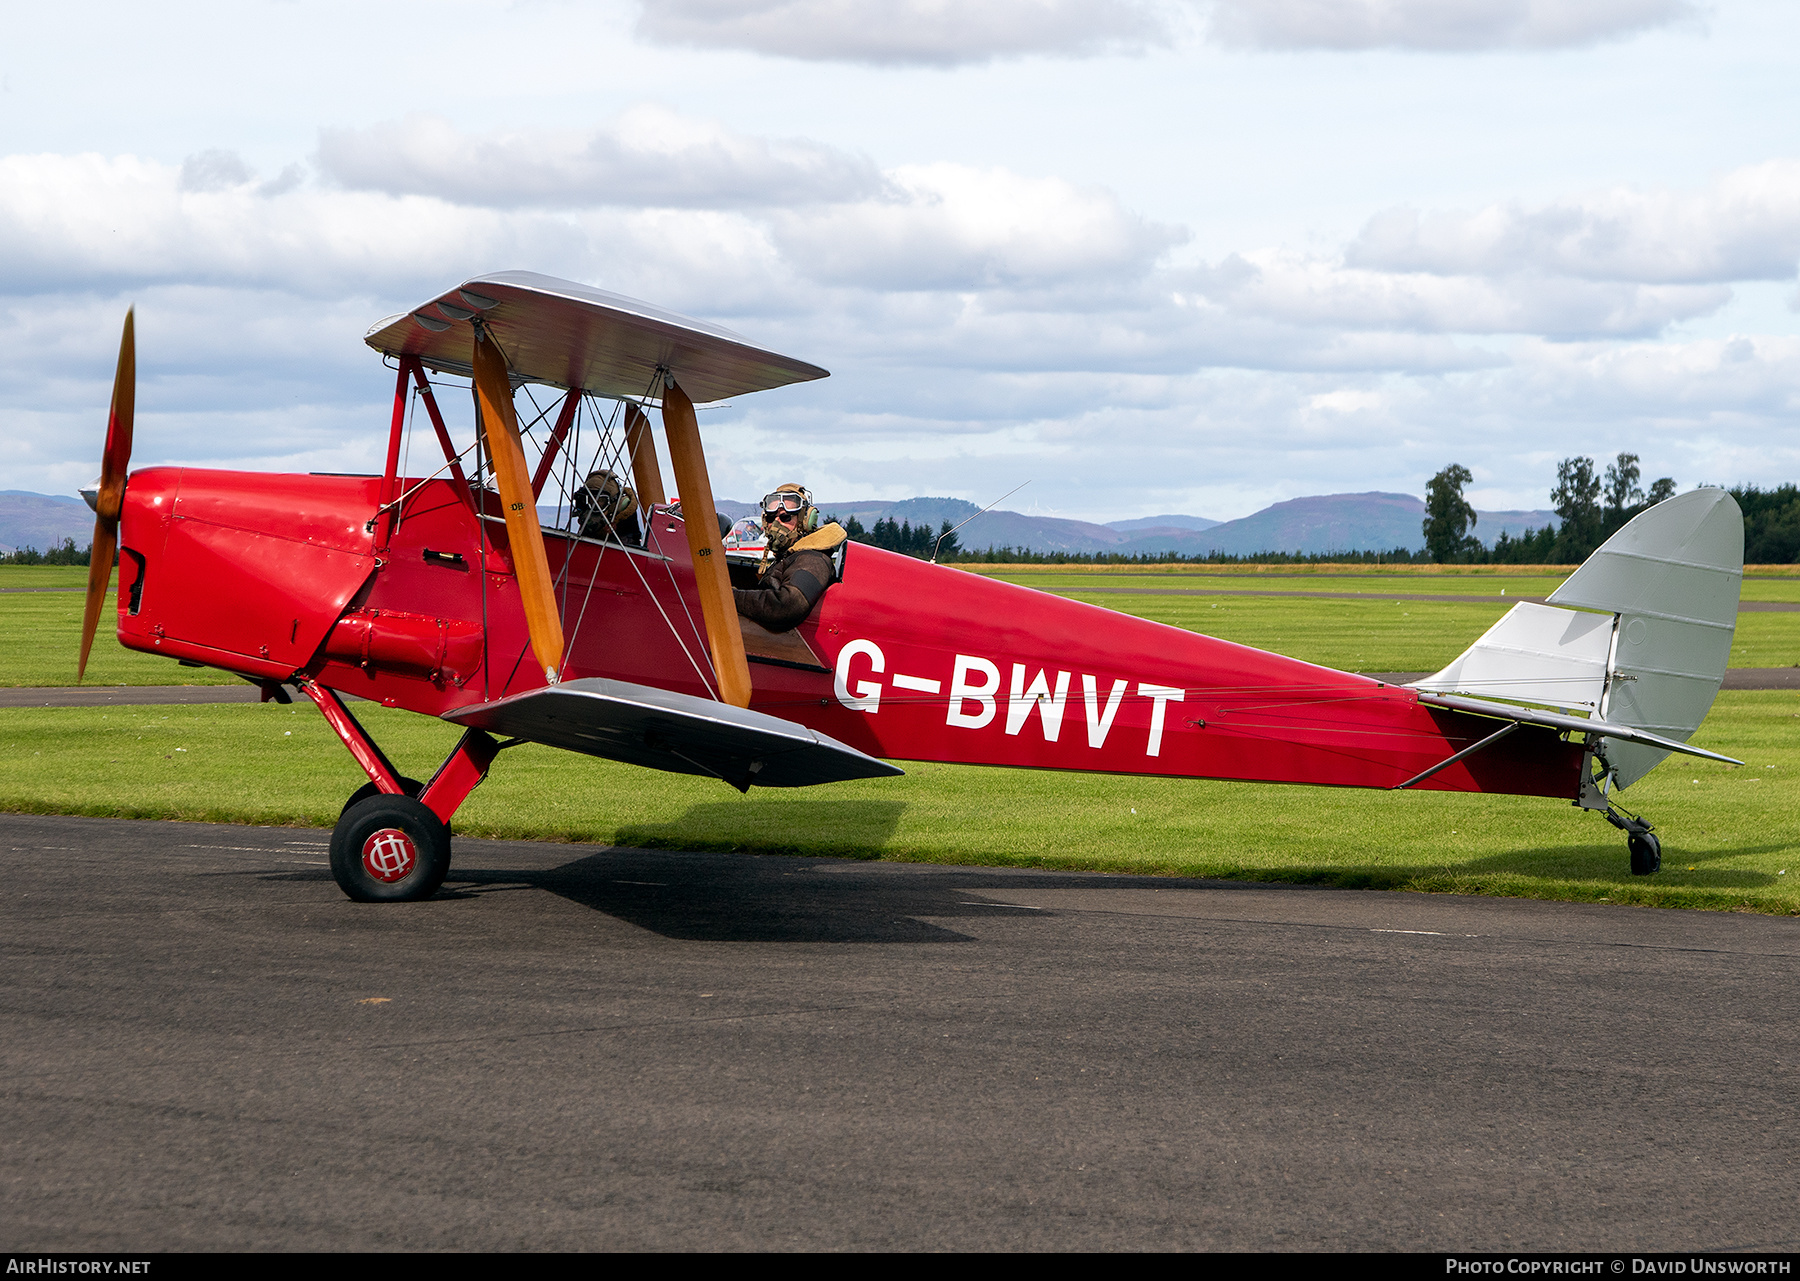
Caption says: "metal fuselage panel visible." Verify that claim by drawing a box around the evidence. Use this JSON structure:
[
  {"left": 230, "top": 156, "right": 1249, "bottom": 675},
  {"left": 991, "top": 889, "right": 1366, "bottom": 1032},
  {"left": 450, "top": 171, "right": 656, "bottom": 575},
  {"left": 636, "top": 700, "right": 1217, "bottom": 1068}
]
[{"left": 115, "top": 467, "right": 1581, "bottom": 797}]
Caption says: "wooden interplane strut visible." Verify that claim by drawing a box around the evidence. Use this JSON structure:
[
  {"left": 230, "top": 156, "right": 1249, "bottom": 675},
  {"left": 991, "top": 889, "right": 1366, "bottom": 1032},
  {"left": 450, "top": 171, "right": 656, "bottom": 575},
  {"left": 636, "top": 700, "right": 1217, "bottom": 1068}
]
[
  {"left": 660, "top": 379, "right": 751, "bottom": 708},
  {"left": 471, "top": 326, "right": 565, "bottom": 683}
]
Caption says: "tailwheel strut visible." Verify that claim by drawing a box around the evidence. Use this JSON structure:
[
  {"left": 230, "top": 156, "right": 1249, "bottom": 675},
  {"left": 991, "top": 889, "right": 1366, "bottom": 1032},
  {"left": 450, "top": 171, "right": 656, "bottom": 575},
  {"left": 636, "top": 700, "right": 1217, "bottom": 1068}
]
[
  {"left": 1578, "top": 746, "right": 1660, "bottom": 876},
  {"left": 298, "top": 679, "right": 502, "bottom": 902}
]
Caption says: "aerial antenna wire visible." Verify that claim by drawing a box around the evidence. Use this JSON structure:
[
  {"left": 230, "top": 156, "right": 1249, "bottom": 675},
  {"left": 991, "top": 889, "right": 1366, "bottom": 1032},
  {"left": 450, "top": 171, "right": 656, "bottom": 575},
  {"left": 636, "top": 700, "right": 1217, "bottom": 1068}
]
[{"left": 931, "top": 479, "right": 1032, "bottom": 565}]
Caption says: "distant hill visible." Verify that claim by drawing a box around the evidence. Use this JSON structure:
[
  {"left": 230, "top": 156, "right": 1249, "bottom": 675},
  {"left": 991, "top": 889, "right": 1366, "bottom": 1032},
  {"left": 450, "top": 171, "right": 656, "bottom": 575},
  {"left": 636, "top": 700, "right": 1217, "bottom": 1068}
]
[
  {"left": 3, "top": 488, "right": 1560, "bottom": 560},
  {"left": 1474, "top": 509, "right": 1562, "bottom": 542},
  {"left": 0, "top": 491, "right": 93, "bottom": 556},
  {"left": 784, "top": 492, "right": 1555, "bottom": 556},
  {"left": 1195, "top": 492, "right": 1426, "bottom": 556},
  {"left": 1113, "top": 494, "right": 1557, "bottom": 557},
  {"left": 1104, "top": 514, "right": 1221, "bottom": 533}
]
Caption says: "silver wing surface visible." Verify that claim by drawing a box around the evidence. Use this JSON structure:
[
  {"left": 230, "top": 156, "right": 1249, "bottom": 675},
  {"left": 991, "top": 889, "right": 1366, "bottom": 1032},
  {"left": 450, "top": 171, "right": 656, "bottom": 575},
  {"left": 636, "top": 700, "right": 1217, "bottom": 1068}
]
[
  {"left": 365, "top": 270, "right": 828, "bottom": 404},
  {"left": 443, "top": 677, "right": 902, "bottom": 791}
]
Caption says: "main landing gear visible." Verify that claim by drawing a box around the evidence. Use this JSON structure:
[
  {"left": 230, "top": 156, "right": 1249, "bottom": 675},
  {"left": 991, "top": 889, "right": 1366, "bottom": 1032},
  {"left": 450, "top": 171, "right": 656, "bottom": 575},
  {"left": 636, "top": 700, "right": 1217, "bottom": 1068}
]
[
  {"left": 1578, "top": 748, "right": 1660, "bottom": 876},
  {"left": 297, "top": 680, "right": 502, "bottom": 903},
  {"left": 331, "top": 794, "right": 452, "bottom": 903}
]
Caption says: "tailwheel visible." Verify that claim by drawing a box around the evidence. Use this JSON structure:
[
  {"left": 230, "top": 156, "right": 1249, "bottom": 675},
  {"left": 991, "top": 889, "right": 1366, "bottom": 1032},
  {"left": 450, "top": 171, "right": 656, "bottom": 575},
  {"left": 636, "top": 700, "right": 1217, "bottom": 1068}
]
[
  {"left": 1628, "top": 831, "right": 1662, "bottom": 877},
  {"left": 330, "top": 793, "right": 451, "bottom": 903},
  {"left": 1602, "top": 804, "right": 1660, "bottom": 877}
]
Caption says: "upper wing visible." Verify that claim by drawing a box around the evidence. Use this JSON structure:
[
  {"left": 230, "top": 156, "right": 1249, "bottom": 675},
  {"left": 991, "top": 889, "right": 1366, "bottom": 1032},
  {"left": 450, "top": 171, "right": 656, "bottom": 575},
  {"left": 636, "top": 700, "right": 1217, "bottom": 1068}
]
[{"left": 365, "top": 270, "right": 829, "bottom": 404}]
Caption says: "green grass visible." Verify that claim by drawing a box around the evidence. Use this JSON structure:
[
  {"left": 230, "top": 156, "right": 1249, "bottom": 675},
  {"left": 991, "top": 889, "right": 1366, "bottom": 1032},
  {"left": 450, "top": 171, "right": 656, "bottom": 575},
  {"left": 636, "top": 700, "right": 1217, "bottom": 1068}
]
[
  {"left": 1729, "top": 611, "right": 1800, "bottom": 668},
  {"left": 2, "top": 693, "right": 1795, "bottom": 913},
  {"left": 970, "top": 567, "right": 1800, "bottom": 604},
  {"left": 974, "top": 569, "right": 1572, "bottom": 596},
  {"left": 0, "top": 590, "right": 239, "bottom": 687},
  {"left": 0, "top": 566, "right": 91, "bottom": 590}
]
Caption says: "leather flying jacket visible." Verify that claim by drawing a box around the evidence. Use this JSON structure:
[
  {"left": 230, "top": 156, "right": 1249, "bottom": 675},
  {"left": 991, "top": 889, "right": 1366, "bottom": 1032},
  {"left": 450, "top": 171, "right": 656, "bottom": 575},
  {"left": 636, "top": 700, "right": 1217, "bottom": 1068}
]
[{"left": 732, "top": 523, "right": 847, "bottom": 632}]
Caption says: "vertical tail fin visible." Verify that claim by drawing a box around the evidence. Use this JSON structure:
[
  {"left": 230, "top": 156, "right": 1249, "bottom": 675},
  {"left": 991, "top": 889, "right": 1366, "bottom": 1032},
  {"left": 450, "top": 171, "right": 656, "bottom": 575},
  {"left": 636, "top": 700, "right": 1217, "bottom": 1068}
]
[
  {"left": 1413, "top": 488, "right": 1743, "bottom": 789},
  {"left": 1547, "top": 488, "right": 1743, "bottom": 786}
]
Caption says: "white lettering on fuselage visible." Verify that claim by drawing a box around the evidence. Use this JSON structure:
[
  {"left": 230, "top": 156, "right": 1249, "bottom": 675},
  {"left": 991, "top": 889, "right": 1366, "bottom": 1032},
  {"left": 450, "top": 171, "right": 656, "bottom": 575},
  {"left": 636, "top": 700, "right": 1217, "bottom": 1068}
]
[
  {"left": 947, "top": 655, "right": 1000, "bottom": 729},
  {"left": 1006, "top": 664, "right": 1070, "bottom": 741},
  {"left": 1138, "top": 683, "right": 1185, "bottom": 757},
  {"left": 832, "top": 641, "right": 1186, "bottom": 758},
  {"left": 834, "top": 638, "right": 884, "bottom": 713},
  {"left": 1083, "top": 674, "right": 1127, "bottom": 748}
]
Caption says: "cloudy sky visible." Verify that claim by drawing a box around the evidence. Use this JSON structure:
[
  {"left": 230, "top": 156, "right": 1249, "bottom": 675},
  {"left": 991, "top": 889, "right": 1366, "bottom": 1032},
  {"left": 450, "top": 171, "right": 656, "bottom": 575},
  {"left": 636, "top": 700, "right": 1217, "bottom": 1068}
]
[{"left": 5, "top": 0, "right": 1799, "bottom": 522}]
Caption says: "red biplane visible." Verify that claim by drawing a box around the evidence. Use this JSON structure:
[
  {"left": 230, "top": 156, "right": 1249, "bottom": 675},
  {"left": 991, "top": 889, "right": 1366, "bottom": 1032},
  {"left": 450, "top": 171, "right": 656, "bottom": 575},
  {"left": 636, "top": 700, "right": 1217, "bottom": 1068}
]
[{"left": 79, "top": 271, "right": 1745, "bottom": 900}]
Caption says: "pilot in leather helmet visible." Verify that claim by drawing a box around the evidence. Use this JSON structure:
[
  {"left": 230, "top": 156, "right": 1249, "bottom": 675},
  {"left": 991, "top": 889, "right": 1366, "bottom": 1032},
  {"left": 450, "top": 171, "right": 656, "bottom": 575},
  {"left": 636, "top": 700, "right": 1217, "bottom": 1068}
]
[
  {"left": 732, "top": 482, "right": 847, "bottom": 632},
  {"left": 572, "top": 469, "right": 640, "bottom": 543}
]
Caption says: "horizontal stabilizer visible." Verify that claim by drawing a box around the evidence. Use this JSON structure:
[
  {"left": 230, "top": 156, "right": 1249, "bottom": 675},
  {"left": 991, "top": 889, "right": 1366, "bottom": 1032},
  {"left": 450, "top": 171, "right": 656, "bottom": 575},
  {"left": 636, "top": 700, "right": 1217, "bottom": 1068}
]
[
  {"left": 443, "top": 677, "right": 903, "bottom": 790},
  {"left": 1411, "top": 601, "right": 1611, "bottom": 711},
  {"left": 1415, "top": 691, "right": 1741, "bottom": 766}
]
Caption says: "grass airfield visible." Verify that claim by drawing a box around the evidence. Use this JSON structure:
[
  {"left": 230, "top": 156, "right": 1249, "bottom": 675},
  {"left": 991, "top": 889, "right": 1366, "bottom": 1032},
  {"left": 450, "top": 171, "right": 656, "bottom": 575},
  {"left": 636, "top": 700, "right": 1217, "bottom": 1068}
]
[{"left": 2, "top": 561, "right": 1796, "bottom": 912}]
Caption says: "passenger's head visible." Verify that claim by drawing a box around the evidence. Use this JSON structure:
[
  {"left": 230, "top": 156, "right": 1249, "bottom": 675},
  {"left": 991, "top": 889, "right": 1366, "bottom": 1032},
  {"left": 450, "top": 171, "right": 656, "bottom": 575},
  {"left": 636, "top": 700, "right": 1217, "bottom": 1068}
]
[
  {"left": 761, "top": 482, "right": 817, "bottom": 554},
  {"left": 584, "top": 470, "right": 636, "bottom": 523}
]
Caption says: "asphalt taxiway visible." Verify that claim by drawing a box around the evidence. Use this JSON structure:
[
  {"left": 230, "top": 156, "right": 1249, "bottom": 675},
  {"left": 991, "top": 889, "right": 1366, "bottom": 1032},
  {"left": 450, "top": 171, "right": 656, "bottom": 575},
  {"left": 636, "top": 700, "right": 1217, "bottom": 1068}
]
[{"left": 5, "top": 812, "right": 1799, "bottom": 1251}]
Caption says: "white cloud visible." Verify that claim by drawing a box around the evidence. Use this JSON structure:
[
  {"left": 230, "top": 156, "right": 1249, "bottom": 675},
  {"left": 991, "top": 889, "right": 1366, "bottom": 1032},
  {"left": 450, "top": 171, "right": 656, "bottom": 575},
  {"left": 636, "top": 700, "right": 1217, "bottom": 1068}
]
[
  {"left": 772, "top": 164, "right": 1186, "bottom": 290},
  {"left": 633, "top": 0, "right": 1695, "bottom": 64},
  {"left": 1347, "top": 161, "right": 1800, "bottom": 285},
  {"left": 178, "top": 149, "right": 254, "bottom": 193},
  {"left": 0, "top": 152, "right": 542, "bottom": 297},
  {"left": 635, "top": 0, "right": 1174, "bottom": 66},
  {"left": 1188, "top": 250, "right": 1733, "bottom": 338},
  {"left": 1206, "top": 0, "right": 1697, "bottom": 52},
  {"left": 316, "top": 108, "right": 883, "bottom": 209},
  {"left": 7, "top": 129, "right": 1800, "bottom": 518}
]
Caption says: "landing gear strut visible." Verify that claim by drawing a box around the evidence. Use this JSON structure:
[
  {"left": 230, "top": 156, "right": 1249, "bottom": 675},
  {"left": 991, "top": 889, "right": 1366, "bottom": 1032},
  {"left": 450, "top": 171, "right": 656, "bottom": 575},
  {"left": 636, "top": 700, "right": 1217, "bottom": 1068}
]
[
  {"left": 1578, "top": 747, "right": 1660, "bottom": 876},
  {"left": 297, "top": 678, "right": 502, "bottom": 902}
]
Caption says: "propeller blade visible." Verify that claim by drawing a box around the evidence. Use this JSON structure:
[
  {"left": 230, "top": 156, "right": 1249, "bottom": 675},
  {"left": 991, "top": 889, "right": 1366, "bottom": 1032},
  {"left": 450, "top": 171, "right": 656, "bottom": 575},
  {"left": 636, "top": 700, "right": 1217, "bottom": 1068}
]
[
  {"left": 77, "top": 520, "right": 117, "bottom": 683},
  {"left": 98, "top": 308, "right": 134, "bottom": 520},
  {"left": 78, "top": 309, "right": 134, "bottom": 683},
  {"left": 471, "top": 325, "right": 565, "bottom": 683}
]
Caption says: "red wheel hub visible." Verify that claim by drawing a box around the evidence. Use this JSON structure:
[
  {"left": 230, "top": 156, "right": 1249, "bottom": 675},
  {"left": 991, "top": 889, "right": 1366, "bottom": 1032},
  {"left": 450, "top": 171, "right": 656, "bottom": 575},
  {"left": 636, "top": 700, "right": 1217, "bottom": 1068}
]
[{"left": 362, "top": 828, "right": 418, "bottom": 882}]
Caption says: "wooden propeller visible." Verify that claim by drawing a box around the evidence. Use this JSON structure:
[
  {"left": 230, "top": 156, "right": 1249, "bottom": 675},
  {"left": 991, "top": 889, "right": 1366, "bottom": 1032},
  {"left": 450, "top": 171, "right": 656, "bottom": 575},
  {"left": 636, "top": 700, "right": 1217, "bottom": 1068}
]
[
  {"left": 471, "top": 324, "right": 566, "bottom": 684},
  {"left": 78, "top": 309, "right": 134, "bottom": 683}
]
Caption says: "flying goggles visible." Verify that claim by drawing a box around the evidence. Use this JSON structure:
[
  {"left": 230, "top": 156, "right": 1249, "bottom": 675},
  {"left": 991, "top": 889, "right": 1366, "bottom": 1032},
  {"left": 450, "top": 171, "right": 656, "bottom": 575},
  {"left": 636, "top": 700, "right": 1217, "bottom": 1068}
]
[{"left": 761, "top": 489, "right": 813, "bottom": 517}]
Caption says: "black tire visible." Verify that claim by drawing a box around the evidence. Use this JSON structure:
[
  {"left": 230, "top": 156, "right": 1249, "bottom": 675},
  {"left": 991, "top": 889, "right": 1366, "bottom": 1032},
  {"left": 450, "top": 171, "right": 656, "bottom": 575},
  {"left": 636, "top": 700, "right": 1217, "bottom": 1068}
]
[
  {"left": 1628, "top": 831, "right": 1662, "bottom": 877},
  {"left": 329, "top": 794, "right": 452, "bottom": 903},
  {"left": 340, "top": 776, "right": 423, "bottom": 817}
]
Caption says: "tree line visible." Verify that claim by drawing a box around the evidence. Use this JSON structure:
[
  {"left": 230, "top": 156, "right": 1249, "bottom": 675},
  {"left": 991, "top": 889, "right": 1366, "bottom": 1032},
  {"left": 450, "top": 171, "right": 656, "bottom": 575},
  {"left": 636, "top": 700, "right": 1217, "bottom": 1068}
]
[
  {"left": 0, "top": 537, "right": 90, "bottom": 565},
  {"left": 828, "top": 514, "right": 963, "bottom": 561},
  {"left": 1425, "top": 453, "right": 1800, "bottom": 564}
]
